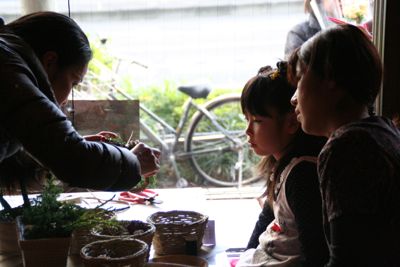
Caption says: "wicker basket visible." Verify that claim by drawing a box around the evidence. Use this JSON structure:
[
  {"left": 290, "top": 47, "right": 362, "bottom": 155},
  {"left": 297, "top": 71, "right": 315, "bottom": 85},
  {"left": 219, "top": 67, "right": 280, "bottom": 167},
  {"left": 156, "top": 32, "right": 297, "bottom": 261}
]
[
  {"left": 91, "top": 220, "right": 155, "bottom": 260},
  {"left": 69, "top": 210, "right": 116, "bottom": 255},
  {"left": 80, "top": 238, "right": 148, "bottom": 267},
  {"left": 70, "top": 228, "right": 98, "bottom": 256},
  {"left": 147, "top": 210, "right": 208, "bottom": 255}
]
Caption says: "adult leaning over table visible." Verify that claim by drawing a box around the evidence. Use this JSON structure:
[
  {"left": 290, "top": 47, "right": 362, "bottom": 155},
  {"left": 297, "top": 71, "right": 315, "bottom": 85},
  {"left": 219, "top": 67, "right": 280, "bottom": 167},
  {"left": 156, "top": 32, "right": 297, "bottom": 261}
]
[{"left": 0, "top": 12, "right": 159, "bottom": 191}]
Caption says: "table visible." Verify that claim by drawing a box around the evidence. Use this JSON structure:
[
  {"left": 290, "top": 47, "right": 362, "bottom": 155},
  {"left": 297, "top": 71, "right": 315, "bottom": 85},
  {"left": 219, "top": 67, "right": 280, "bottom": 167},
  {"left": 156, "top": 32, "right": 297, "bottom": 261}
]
[{"left": 0, "top": 188, "right": 261, "bottom": 266}]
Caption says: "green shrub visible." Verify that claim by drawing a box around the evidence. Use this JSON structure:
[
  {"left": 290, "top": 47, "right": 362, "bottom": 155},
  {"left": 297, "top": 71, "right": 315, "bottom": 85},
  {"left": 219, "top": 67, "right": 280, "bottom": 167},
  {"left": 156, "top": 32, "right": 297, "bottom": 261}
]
[{"left": 21, "top": 178, "right": 118, "bottom": 239}]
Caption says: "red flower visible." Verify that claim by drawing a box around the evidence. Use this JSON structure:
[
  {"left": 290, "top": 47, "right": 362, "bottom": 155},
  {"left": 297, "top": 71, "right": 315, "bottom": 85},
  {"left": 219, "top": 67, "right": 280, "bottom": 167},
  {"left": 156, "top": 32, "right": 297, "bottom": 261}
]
[{"left": 271, "top": 223, "right": 281, "bottom": 233}]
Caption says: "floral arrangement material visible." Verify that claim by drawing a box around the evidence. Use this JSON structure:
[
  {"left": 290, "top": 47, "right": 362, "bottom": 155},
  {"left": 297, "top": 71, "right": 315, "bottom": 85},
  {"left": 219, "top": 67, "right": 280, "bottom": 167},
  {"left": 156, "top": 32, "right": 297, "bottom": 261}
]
[
  {"left": 342, "top": 0, "right": 369, "bottom": 24},
  {"left": 102, "top": 137, "right": 158, "bottom": 192},
  {"left": 131, "top": 175, "right": 157, "bottom": 193},
  {"left": 20, "top": 177, "right": 118, "bottom": 239},
  {"left": 104, "top": 136, "right": 138, "bottom": 149},
  {"left": 93, "top": 220, "right": 153, "bottom": 237}
]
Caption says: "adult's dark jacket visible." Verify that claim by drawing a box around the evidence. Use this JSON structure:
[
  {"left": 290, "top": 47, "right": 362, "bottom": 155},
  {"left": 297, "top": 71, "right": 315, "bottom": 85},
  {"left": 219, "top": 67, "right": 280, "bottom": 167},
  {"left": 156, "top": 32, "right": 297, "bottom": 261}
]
[
  {"left": 0, "top": 33, "right": 141, "bottom": 191},
  {"left": 284, "top": 13, "right": 321, "bottom": 60}
]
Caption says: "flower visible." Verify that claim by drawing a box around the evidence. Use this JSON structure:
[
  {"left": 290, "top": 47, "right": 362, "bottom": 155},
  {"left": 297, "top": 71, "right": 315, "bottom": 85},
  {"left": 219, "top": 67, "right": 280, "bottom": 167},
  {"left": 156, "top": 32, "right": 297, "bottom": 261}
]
[
  {"left": 342, "top": 0, "right": 369, "bottom": 24},
  {"left": 269, "top": 70, "right": 280, "bottom": 80},
  {"left": 271, "top": 222, "right": 282, "bottom": 233}
]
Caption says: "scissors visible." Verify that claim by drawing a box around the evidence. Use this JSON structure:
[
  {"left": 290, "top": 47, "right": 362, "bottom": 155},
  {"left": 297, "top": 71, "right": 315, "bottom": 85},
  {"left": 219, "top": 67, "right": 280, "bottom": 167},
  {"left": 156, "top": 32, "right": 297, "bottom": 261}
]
[{"left": 119, "top": 189, "right": 163, "bottom": 205}]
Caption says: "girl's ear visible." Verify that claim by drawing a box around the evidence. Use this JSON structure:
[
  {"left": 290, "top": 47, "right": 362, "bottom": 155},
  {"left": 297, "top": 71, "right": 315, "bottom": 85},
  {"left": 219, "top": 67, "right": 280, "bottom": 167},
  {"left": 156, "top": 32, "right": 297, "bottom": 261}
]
[
  {"left": 40, "top": 51, "right": 58, "bottom": 80},
  {"left": 285, "top": 112, "right": 300, "bottom": 134}
]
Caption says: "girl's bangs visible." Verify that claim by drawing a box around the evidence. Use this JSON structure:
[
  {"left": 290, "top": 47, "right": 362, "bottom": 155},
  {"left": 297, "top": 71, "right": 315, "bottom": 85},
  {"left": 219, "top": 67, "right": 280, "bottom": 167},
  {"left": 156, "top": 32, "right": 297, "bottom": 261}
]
[{"left": 241, "top": 77, "right": 272, "bottom": 117}]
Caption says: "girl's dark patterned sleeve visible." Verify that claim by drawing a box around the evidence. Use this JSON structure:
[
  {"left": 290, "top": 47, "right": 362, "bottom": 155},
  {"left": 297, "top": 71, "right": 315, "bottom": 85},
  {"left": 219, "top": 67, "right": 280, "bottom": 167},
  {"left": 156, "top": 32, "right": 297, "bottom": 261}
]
[
  {"left": 246, "top": 201, "right": 275, "bottom": 249},
  {"left": 286, "top": 162, "right": 329, "bottom": 267}
]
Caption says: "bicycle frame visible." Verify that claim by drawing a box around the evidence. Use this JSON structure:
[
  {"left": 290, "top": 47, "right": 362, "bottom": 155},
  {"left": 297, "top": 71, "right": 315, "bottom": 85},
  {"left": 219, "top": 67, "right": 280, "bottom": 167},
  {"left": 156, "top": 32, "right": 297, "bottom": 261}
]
[
  {"left": 140, "top": 98, "right": 242, "bottom": 155},
  {"left": 139, "top": 97, "right": 197, "bottom": 181},
  {"left": 139, "top": 98, "right": 191, "bottom": 154},
  {"left": 140, "top": 96, "right": 245, "bottom": 182}
]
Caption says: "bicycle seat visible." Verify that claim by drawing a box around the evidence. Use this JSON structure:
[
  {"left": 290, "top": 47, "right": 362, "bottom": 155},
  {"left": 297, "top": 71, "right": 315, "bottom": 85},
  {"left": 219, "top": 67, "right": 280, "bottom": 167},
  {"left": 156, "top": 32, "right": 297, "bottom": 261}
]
[{"left": 178, "top": 85, "right": 211, "bottom": 99}]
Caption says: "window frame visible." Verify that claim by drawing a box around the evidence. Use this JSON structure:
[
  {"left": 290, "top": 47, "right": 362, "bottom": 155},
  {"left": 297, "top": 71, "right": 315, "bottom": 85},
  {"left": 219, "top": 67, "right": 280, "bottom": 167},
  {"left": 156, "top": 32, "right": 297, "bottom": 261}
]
[{"left": 374, "top": 0, "right": 400, "bottom": 120}]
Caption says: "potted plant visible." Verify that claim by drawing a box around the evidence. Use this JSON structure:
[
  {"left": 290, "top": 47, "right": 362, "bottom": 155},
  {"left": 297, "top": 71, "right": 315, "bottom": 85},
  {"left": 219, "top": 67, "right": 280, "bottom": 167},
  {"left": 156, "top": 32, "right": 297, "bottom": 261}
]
[
  {"left": 0, "top": 152, "right": 34, "bottom": 258},
  {"left": 16, "top": 177, "right": 119, "bottom": 267},
  {"left": 0, "top": 196, "right": 25, "bottom": 258}
]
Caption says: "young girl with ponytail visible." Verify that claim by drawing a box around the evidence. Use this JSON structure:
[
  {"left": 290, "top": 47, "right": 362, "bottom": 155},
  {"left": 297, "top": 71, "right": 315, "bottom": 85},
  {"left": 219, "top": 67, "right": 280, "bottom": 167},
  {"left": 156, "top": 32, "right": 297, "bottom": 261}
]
[{"left": 237, "top": 62, "right": 328, "bottom": 267}]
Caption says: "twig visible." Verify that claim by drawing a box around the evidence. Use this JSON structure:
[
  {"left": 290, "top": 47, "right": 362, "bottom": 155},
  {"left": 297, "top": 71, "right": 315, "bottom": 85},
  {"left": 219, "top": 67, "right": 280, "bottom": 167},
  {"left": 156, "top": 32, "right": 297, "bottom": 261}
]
[{"left": 93, "top": 194, "right": 117, "bottom": 209}]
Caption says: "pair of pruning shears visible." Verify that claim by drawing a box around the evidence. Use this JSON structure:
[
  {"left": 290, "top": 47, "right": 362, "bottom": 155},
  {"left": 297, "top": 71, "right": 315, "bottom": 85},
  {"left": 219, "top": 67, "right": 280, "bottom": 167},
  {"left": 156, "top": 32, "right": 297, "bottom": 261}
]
[{"left": 119, "top": 189, "right": 162, "bottom": 205}]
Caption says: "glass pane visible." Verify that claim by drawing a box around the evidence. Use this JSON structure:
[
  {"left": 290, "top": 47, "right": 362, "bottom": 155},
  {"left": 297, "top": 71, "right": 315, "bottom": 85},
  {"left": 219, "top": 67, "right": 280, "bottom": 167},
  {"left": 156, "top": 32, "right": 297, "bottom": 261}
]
[{"left": 2, "top": 1, "right": 356, "bottom": 189}]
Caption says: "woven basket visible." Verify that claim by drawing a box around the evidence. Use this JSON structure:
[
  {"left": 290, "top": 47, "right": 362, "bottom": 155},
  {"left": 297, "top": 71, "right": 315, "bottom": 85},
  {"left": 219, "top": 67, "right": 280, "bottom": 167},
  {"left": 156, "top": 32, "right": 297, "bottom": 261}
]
[
  {"left": 147, "top": 210, "right": 208, "bottom": 255},
  {"left": 69, "top": 210, "right": 116, "bottom": 255},
  {"left": 70, "top": 228, "right": 98, "bottom": 256},
  {"left": 91, "top": 220, "right": 155, "bottom": 260},
  {"left": 80, "top": 238, "right": 148, "bottom": 267}
]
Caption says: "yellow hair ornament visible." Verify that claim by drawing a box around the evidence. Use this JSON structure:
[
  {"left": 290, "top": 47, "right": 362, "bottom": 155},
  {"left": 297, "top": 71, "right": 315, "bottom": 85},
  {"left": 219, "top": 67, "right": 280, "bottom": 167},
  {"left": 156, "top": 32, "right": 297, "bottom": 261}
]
[{"left": 269, "top": 70, "right": 280, "bottom": 80}]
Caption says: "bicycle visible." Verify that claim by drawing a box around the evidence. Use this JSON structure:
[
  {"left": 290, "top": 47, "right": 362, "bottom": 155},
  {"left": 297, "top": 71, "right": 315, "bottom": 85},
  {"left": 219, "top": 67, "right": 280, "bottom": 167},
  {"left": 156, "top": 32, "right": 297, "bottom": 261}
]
[
  {"left": 112, "top": 84, "right": 260, "bottom": 187},
  {"left": 74, "top": 61, "right": 260, "bottom": 187}
]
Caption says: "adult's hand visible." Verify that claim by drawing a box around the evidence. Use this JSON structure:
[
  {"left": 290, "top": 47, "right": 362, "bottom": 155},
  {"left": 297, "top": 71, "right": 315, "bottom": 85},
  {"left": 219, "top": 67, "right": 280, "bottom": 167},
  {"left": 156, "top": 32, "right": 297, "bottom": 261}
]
[{"left": 131, "top": 142, "right": 160, "bottom": 177}]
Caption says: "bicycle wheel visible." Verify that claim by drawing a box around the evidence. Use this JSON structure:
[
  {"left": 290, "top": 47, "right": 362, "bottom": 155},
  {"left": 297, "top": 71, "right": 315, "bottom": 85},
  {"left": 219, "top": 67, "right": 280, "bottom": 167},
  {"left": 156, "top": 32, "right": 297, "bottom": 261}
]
[{"left": 185, "top": 94, "right": 261, "bottom": 186}]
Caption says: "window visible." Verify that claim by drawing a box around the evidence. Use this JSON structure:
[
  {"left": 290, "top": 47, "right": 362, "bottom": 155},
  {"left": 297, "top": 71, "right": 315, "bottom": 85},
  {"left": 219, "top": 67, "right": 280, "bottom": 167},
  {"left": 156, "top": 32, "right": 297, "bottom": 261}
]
[{"left": 1, "top": 0, "right": 396, "bottom": 189}]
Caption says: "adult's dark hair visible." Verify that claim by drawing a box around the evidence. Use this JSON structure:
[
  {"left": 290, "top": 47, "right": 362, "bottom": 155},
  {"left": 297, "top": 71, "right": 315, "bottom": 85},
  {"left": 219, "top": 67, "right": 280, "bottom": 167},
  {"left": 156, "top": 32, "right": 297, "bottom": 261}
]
[
  {"left": 4, "top": 11, "right": 92, "bottom": 68},
  {"left": 241, "top": 62, "right": 325, "bottom": 206},
  {"left": 288, "top": 24, "right": 383, "bottom": 113}
]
